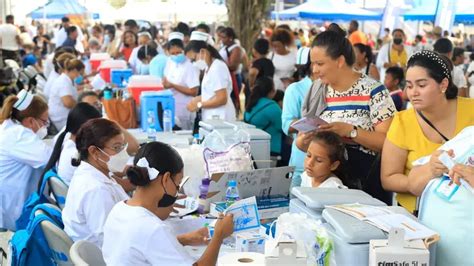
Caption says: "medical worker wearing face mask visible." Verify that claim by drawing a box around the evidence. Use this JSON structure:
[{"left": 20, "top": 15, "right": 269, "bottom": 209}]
[
  {"left": 48, "top": 58, "right": 85, "bottom": 130},
  {"left": 62, "top": 118, "right": 130, "bottom": 248},
  {"left": 137, "top": 44, "right": 157, "bottom": 75},
  {"left": 186, "top": 31, "right": 236, "bottom": 121},
  {"left": 0, "top": 90, "right": 51, "bottom": 231},
  {"left": 162, "top": 32, "right": 200, "bottom": 130}
]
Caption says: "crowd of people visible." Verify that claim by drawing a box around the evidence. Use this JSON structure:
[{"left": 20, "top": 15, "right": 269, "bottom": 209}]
[{"left": 0, "top": 14, "right": 473, "bottom": 265}]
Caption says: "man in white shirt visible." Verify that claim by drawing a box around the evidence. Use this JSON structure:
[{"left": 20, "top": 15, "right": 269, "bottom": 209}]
[
  {"left": 0, "top": 15, "right": 21, "bottom": 63},
  {"left": 53, "top": 17, "right": 85, "bottom": 53}
]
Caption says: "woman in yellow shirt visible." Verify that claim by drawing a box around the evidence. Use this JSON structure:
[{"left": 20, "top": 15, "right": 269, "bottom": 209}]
[{"left": 381, "top": 50, "right": 474, "bottom": 213}]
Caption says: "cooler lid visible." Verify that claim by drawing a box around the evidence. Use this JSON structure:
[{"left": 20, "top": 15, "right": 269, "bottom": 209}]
[
  {"left": 128, "top": 75, "right": 162, "bottom": 87},
  {"left": 99, "top": 59, "right": 127, "bottom": 69},
  {"left": 323, "top": 208, "right": 386, "bottom": 244},
  {"left": 199, "top": 119, "right": 234, "bottom": 131},
  {"left": 291, "top": 187, "right": 386, "bottom": 210},
  {"left": 216, "top": 128, "right": 271, "bottom": 140},
  {"left": 90, "top": 53, "right": 111, "bottom": 61},
  {"left": 139, "top": 90, "right": 173, "bottom": 98}
]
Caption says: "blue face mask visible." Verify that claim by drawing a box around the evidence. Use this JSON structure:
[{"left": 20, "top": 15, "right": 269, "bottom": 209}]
[
  {"left": 171, "top": 53, "right": 186, "bottom": 64},
  {"left": 74, "top": 75, "right": 83, "bottom": 85}
]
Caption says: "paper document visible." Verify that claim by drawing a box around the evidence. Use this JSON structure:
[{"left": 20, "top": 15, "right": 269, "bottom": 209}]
[
  {"left": 221, "top": 197, "right": 261, "bottom": 233},
  {"left": 170, "top": 196, "right": 199, "bottom": 217},
  {"left": 291, "top": 117, "right": 328, "bottom": 133}
]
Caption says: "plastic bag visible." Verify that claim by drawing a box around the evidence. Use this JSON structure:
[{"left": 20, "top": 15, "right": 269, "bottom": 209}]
[
  {"left": 201, "top": 128, "right": 253, "bottom": 178},
  {"left": 270, "top": 212, "right": 336, "bottom": 266}
]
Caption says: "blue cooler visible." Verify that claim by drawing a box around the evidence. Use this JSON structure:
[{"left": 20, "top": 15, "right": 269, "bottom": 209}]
[
  {"left": 140, "top": 91, "right": 175, "bottom": 131},
  {"left": 111, "top": 69, "right": 133, "bottom": 88}
]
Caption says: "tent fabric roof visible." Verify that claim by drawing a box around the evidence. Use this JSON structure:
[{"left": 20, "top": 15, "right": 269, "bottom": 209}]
[
  {"left": 28, "top": 0, "right": 98, "bottom": 19},
  {"left": 403, "top": 0, "right": 474, "bottom": 23}
]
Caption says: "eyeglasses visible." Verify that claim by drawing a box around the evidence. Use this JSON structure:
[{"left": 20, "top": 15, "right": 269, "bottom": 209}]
[
  {"left": 104, "top": 143, "right": 127, "bottom": 153},
  {"left": 36, "top": 117, "right": 50, "bottom": 127}
]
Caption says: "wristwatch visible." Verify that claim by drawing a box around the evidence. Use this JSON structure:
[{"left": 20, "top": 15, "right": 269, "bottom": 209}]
[
  {"left": 349, "top": 126, "right": 358, "bottom": 139},
  {"left": 197, "top": 102, "right": 203, "bottom": 109}
]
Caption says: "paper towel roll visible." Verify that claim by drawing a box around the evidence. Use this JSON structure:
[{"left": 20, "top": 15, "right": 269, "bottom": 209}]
[{"left": 218, "top": 252, "right": 266, "bottom": 266}]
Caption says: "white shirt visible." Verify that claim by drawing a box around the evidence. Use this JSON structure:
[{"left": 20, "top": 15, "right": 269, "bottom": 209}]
[
  {"left": 0, "top": 119, "right": 51, "bottom": 230},
  {"left": 43, "top": 70, "right": 60, "bottom": 100},
  {"left": 0, "top": 23, "right": 20, "bottom": 51},
  {"left": 453, "top": 65, "right": 467, "bottom": 89},
  {"left": 103, "top": 201, "right": 195, "bottom": 266},
  {"left": 271, "top": 50, "right": 297, "bottom": 91},
  {"left": 43, "top": 53, "right": 55, "bottom": 78},
  {"left": 62, "top": 161, "right": 129, "bottom": 247},
  {"left": 376, "top": 43, "right": 413, "bottom": 82},
  {"left": 164, "top": 58, "right": 200, "bottom": 129},
  {"left": 201, "top": 59, "right": 236, "bottom": 121},
  {"left": 467, "top": 62, "right": 474, "bottom": 98},
  {"left": 300, "top": 171, "right": 347, "bottom": 189},
  {"left": 54, "top": 25, "right": 85, "bottom": 53},
  {"left": 128, "top": 45, "right": 141, "bottom": 74},
  {"left": 57, "top": 138, "right": 77, "bottom": 186},
  {"left": 48, "top": 73, "right": 78, "bottom": 129}
]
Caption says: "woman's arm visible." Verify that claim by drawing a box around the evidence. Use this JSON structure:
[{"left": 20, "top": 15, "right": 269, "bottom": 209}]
[
  {"left": 202, "top": 89, "right": 227, "bottom": 109},
  {"left": 381, "top": 138, "right": 410, "bottom": 192},
  {"left": 61, "top": 95, "right": 76, "bottom": 109},
  {"left": 248, "top": 67, "right": 259, "bottom": 89},
  {"left": 227, "top": 48, "right": 242, "bottom": 72},
  {"left": 162, "top": 77, "right": 198, "bottom": 96},
  {"left": 407, "top": 150, "right": 450, "bottom": 196},
  {"left": 369, "top": 64, "right": 380, "bottom": 81}
]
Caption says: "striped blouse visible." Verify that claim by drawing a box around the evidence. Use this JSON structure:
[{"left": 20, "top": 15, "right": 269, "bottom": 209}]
[{"left": 320, "top": 74, "right": 396, "bottom": 155}]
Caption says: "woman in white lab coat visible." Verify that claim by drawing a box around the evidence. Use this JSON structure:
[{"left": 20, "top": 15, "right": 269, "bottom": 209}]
[
  {"left": 102, "top": 142, "right": 234, "bottom": 265},
  {"left": 162, "top": 32, "right": 200, "bottom": 130},
  {"left": 62, "top": 118, "right": 130, "bottom": 247},
  {"left": 48, "top": 58, "right": 85, "bottom": 130},
  {"left": 186, "top": 39, "right": 236, "bottom": 121},
  {"left": 43, "top": 48, "right": 76, "bottom": 100},
  {"left": 0, "top": 90, "right": 51, "bottom": 231}
]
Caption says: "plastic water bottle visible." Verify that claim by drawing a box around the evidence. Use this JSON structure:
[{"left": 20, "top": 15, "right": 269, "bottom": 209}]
[
  {"left": 198, "top": 178, "right": 210, "bottom": 214},
  {"left": 225, "top": 180, "right": 240, "bottom": 208},
  {"left": 192, "top": 133, "right": 200, "bottom": 145},
  {"left": 163, "top": 109, "right": 172, "bottom": 132},
  {"left": 147, "top": 110, "right": 156, "bottom": 141}
]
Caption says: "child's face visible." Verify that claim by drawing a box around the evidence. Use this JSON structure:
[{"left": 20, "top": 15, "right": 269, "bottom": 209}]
[
  {"left": 304, "top": 141, "right": 339, "bottom": 180},
  {"left": 384, "top": 73, "right": 398, "bottom": 91}
]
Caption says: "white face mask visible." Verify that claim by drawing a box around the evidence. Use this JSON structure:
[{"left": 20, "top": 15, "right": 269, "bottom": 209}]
[
  {"left": 98, "top": 144, "right": 129, "bottom": 173},
  {"left": 34, "top": 119, "right": 47, "bottom": 139},
  {"left": 193, "top": 59, "right": 207, "bottom": 71}
]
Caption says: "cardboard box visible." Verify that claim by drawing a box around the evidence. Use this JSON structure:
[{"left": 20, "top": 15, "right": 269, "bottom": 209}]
[
  {"left": 369, "top": 228, "right": 430, "bottom": 266},
  {"left": 235, "top": 231, "right": 266, "bottom": 253},
  {"left": 265, "top": 239, "right": 307, "bottom": 265}
]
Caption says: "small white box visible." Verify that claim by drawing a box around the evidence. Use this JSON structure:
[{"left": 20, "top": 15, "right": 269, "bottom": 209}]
[
  {"left": 235, "top": 231, "right": 266, "bottom": 253},
  {"left": 369, "top": 228, "right": 430, "bottom": 266},
  {"left": 265, "top": 239, "right": 307, "bottom": 265}
]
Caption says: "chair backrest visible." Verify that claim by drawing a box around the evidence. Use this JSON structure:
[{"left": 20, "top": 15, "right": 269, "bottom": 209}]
[
  {"left": 40, "top": 219, "right": 74, "bottom": 266},
  {"left": 70, "top": 240, "right": 106, "bottom": 266},
  {"left": 48, "top": 176, "right": 69, "bottom": 209}
]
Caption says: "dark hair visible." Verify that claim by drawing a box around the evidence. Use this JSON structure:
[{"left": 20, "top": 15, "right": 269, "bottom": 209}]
[
  {"left": 384, "top": 27, "right": 390, "bottom": 32},
  {"left": 66, "top": 26, "right": 77, "bottom": 36},
  {"left": 350, "top": 20, "right": 359, "bottom": 29},
  {"left": 271, "top": 29, "right": 293, "bottom": 47},
  {"left": 415, "top": 34, "right": 423, "bottom": 41},
  {"left": 104, "top": 24, "right": 116, "bottom": 37},
  {"left": 407, "top": 51, "right": 457, "bottom": 99},
  {"left": 295, "top": 51, "right": 312, "bottom": 80},
  {"left": 6, "top": 15, "right": 14, "bottom": 22},
  {"left": 185, "top": 40, "right": 223, "bottom": 61},
  {"left": 53, "top": 51, "right": 75, "bottom": 73},
  {"left": 273, "top": 89, "right": 284, "bottom": 103},
  {"left": 470, "top": 52, "right": 474, "bottom": 61},
  {"left": 216, "top": 25, "right": 225, "bottom": 34},
  {"left": 385, "top": 66, "right": 404, "bottom": 84},
  {"left": 41, "top": 103, "right": 101, "bottom": 179},
  {"left": 312, "top": 30, "right": 355, "bottom": 66},
  {"left": 433, "top": 38, "right": 453, "bottom": 54},
  {"left": 195, "top": 23, "right": 210, "bottom": 33},
  {"left": 246, "top": 77, "right": 274, "bottom": 112},
  {"left": 253, "top": 38, "right": 270, "bottom": 55},
  {"left": 64, "top": 58, "right": 85, "bottom": 72},
  {"left": 311, "top": 131, "right": 347, "bottom": 185},
  {"left": 78, "top": 91, "right": 100, "bottom": 102},
  {"left": 0, "top": 95, "right": 48, "bottom": 124},
  {"left": 392, "top": 28, "right": 405, "bottom": 36},
  {"left": 127, "top": 142, "right": 184, "bottom": 186},
  {"left": 221, "top": 27, "right": 237, "bottom": 40},
  {"left": 276, "top": 24, "right": 291, "bottom": 32},
  {"left": 452, "top": 47, "right": 465, "bottom": 60},
  {"left": 123, "top": 30, "right": 138, "bottom": 48},
  {"left": 353, "top": 43, "right": 373, "bottom": 63},
  {"left": 73, "top": 118, "right": 122, "bottom": 166},
  {"left": 166, "top": 38, "right": 184, "bottom": 50},
  {"left": 124, "top": 19, "right": 138, "bottom": 29},
  {"left": 138, "top": 44, "right": 158, "bottom": 61},
  {"left": 327, "top": 23, "right": 346, "bottom": 37},
  {"left": 61, "top": 17, "right": 70, "bottom": 23},
  {"left": 175, "top": 22, "right": 190, "bottom": 37}
]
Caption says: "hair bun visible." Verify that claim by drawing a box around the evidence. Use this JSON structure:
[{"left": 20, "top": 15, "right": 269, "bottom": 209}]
[{"left": 127, "top": 166, "right": 151, "bottom": 186}]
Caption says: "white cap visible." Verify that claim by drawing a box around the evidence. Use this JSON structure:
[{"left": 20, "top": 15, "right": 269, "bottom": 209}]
[
  {"left": 296, "top": 47, "right": 310, "bottom": 65},
  {"left": 190, "top": 31, "right": 209, "bottom": 42},
  {"left": 137, "top": 31, "right": 152, "bottom": 40},
  {"left": 13, "top": 90, "right": 34, "bottom": 111},
  {"left": 168, "top": 32, "right": 184, "bottom": 42}
]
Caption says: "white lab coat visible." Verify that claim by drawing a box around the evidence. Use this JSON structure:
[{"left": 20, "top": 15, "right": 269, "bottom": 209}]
[
  {"left": 43, "top": 70, "right": 60, "bottom": 100},
  {"left": 62, "top": 161, "right": 129, "bottom": 247},
  {"left": 376, "top": 42, "right": 413, "bottom": 82},
  {"left": 103, "top": 201, "right": 195, "bottom": 266},
  {"left": 201, "top": 59, "right": 236, "bottom": 121},
  {"left": 163, "top": 58, "right": 200, "bottom": 130},
  {"left": 0, "top": 119, "right": 51, "bottom": 230},
  {"left": 57, "top": 138, "right": 77, "bottom": 186},
  {"left": 48, "top": 73, "right": 78, "bottom": 130}
]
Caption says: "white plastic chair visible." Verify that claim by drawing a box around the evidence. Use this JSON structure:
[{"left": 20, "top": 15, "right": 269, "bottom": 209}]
[
  {"left": 70, "top": 240, "right": 106, "bottom": 266},
  {"left": 48, "top": 176, "right": 69, "bottom": 210}
]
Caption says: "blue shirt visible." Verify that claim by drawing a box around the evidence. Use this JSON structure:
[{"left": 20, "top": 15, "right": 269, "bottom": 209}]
[
  {"left": 22, "top": 53, "right": 37, "bottom": 68},
  {"left": 281, "top": 77, "right": 312, "bottom": 187},
  {"left": 244, "top": 97, "right": 282, "bottom": 154},
  {"left": 149, "top": 54, "right": 168, "bottom": 79}
]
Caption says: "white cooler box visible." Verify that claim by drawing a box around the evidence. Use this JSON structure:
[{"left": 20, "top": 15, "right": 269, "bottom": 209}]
[{"left": 198, "top": 119, "right": 271, "bottom": 169}]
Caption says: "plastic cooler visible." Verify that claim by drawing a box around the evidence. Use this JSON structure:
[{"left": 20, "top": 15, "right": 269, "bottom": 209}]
[
  {"left": 90, "top": 53, "right": 111, "bottom": 72},
  {"left": 127, "top": 75, "right": 163, "bottom": 105},
  {"left": 99, "top": 60, "right": 127, "bottom": 83},
  {"left": 140, "top": 90, "right": 175, "bottom": 132},
  {"left": 111, "top": 69, "right": 133, "bottom": 88}
]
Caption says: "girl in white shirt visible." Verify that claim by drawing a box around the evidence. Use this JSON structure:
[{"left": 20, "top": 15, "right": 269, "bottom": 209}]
[
  {"left": 186, "top": 40, "right": 236, "bottom": 121},
  {"left": 62, "top": 118, "right": 130, "bottom": 247},
  {"left": 48, "top": 58, "right": 84, "bottom": 130},
  {"left": 162, "top": 32, "right": 200, "bottom": 130},
  {"left": 301, "top": 131, "right": 348, "bottom": 189},
  {"left": 0, "top": 90, "right": 51, "bottom": 230},
  {"left": 103, "top": 142, "right": 234, "bottom": 266}
]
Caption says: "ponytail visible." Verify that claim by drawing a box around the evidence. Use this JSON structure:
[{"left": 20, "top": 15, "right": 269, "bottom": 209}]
[
  {"left": 0, "top": 95, "right": 48, "bottom": 124},
  {"left": 185, "top": 40, "right": 224, "bottom": 61}
]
